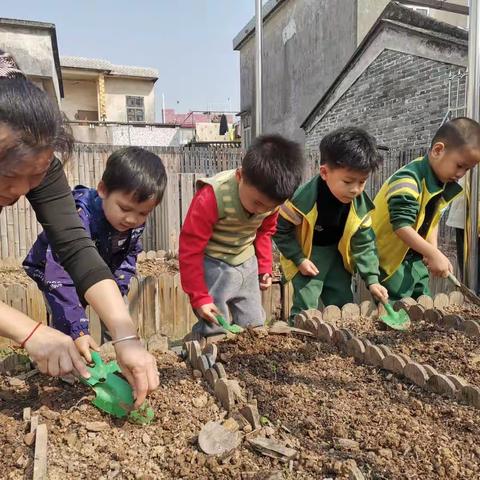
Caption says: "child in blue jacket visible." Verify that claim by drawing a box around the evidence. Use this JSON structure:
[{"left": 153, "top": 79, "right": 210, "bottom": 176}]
[{"left": 23, "top": 146, "right": 166, "bottom": 360}]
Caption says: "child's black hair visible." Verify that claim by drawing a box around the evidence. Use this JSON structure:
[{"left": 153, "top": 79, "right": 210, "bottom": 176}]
[
  {"left": 0, "top": 50, "right": 73, "bottom": 162},
  {"left": 320, "top": 126, "right": 383, "bottom": 172},
  {"left": 431, "top": 117, "right": 480, "bottom": 150},
  {"left": 102, "top": 146, "right": 167, "bottom": 203},
  {"left": 241, "top": 134, "right": 304, "bottom": 202}
]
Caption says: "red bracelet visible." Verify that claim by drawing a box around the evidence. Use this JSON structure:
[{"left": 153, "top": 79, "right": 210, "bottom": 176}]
[{"left": 20, "top": 322, "right": 42, "bottom": 349}]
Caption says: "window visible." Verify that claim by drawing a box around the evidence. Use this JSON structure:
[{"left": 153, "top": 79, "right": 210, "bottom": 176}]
[
  {"left": 126, "top": 96, "right": 145, "bottom": 122},
  {"left": 243, "top": 126, "right": 252, "bottom": 149}
]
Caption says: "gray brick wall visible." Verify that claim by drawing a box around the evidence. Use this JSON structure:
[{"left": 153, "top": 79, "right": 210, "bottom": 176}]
[{"left": 304, "top": 49, "right": 466, "bottom": 152}]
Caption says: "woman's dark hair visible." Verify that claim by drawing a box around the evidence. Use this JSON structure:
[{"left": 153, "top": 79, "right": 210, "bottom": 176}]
[
  {"left": 0, "top": 49, "right": 73, "bottom": 162},
  {"left": 102, "top": 147, "right": 167, "bottom": 203}
]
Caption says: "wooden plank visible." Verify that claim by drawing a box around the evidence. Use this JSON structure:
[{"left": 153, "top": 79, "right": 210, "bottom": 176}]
[{"left": 33, "top": 423, "right": 48, "bottom": 480}]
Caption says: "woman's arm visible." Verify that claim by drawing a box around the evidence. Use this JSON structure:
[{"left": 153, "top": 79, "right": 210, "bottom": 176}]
[{"left": 26, "top": 158, "right": 159, "bottom": 405}]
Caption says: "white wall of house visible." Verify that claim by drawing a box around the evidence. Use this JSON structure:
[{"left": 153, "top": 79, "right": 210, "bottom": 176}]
[
  {"left": 61, "top": 79, "right": 98, "bottom": 120},
  {"left": 104, "top": 77, "right": 156, "bottom": 123}
]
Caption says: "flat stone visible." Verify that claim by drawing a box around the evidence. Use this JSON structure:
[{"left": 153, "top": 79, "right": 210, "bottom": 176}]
[
  {"left": 433, "top": 293, "right": 450, "bottom": 310},
  {"left": 247, "top": 436, "right": 297, "bottom": 460},
  {"left": 198, "top": 421, "right": 241, "bottom": 456},
  {"left": 203, "top": 343, "right": 218, "bottom": 365},
  {"left": 417, "top": 295, "right": 434, "bottom": 309},
  {"left": 364, "top": 345, "right": 385, "bottom": 367},
  {"left": 240, "top": 404, "right": 261, "bottom": 430},
  {"left": 332, "top": 329, "right": 351, "bottom": 348},
  {"left": 422, "top": 364, "right": 438, "bottom": 378},
  {"left": 460, "top": 384, "right": 480, "bottom": 408},
  {"left": 403, "top": 362, "right": 429, "bottom": 387},
  {"left": 441, "top": 314, "right": 462, "bottom": 331},
  {"left": 317, "top": 323, "right": 333, "bottom": 343},
  {"left": 323, "top": 305, "right": 342, "bottom": 324},
  {"left": 408, "top": 304, "right": 425, "bottom": 322},
  {"left": 447, "top": 374, "right": 469, "bottom": 390},
  {"left": 310, "top": 310, "right": 323, "bottom": 322},
  {"left": 360, "top": 337, "right": 373, "bottom": 348},
  {"left": 382, "top": 354, "right": 407, "bottom": 375},
  {"left": 302, "top": 309, "right": 319, "bottom": 320},
  {"left": 214, "top": 363, "right": 227, "bottom": 379},
  {"left": 341, "top": 303, "right": 361, "bottom": 322},
  {"left": 232, "top": 412, "right": 250, "bottom": 430},
  {"left": 229, "top": 380, "right": 246, "bottom": 403},
  {"left": 427, "top": 374, "right": 457, "bottom": 397},
  {"left": 205, "top": 368, "right": 219, "bottom": 388},
  {"left": 304, "top": 318, "right": 319, "bottom": 335},
  {"left": 449, "top": 290, "right": 465, "bottom": 306},
  {"left": 360, "top": 300, "right": 378, "bottom": 319},
  {"left": 197, "top": 355, "right": 210, "bottom": 375},
  {"left": 85, "top": 421, "right": 109, "bottom": 432},
  {"left": 345, "top": 338, "right": 365, "bottom": 362},
  {"left": 269, "top": 321, "right": 291, "bottom": 335},
  {"left": 189, "top": 341, "right": 202, "bottom": 369},
  {"left": 397, "top": 353, "right": 413, "bottom": 365},
  {"left": 424, "top": 308, "right": 443, "bottom": 324},
  {"left": 378, "top": 345, "right": 393, "bottom": 357},
  {"left": 293, "top": 313, "right": 307, "bottom": 330},
  {"left": 23, "top": 407, "right": 31, "bottom": 422},
  {"left": 334, "top": 437, "right": 360, "bottom": 451},
  {"left": 192, "top": 369, "right": 203, "bottom": 380},
  {"left": 214, "top": 378, "right": 235, "bottom": 411},
  {"left": 462, "top": 319, "right": 480, "bottom": 337}
]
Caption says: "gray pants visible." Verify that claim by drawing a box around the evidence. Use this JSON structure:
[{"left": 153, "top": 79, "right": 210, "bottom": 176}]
[{"left": 192, "top": 255, "right": 265, "bottom": 337}]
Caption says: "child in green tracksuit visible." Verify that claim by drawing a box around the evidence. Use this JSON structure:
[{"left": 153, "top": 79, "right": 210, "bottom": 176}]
[
  {"left": 372, "top": 117, "right": 480, "bottom": 301},
  {"left": 274, "top": 127, "right": 388, "bottom": 322}
]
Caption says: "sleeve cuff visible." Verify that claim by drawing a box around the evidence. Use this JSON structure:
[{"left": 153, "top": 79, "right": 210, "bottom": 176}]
[
  {"left": 292, "top": 253, "right": 306, "bottom": 267},
  {"left": 392, "top": 220, "right": 414, "bottom": 231},
  {"left": 191, "top": 294, "right": 214, "bottom": 310},
  {"left": 364, "top": 274, "right": 379, "bottom": 286},
  {"left": 77, "top": 267, "right": 115, "bottom": 299}
]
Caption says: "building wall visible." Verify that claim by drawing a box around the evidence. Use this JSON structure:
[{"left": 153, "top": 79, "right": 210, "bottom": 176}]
[
  {"left": 70, "top": 124, "right": 194, "bottom": 146},
  {"left": 238, "top": 0, "right": 357, "bottom": 143},
  {"left": 104, "top": 77, "right": 156, "bottom": 123},
  {"left": 0, "top": 24, "right": 61, "bottom": 102},
  {"left": 305, "top": 49, "right": 466, "bottom": 151},
  {"left": 357, "top": 0, "right": 468, "bottom": 44},
  {"left": 62, "top": 79, "right": 98, "bottom": 120}
]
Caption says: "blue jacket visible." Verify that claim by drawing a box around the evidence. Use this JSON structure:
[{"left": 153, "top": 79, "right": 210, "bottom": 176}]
[{"left": 23, "top": 186, "right": 144, "bottom": 339}]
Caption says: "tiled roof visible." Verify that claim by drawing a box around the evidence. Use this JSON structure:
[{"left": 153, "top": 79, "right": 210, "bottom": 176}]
[{"left": 60, "top": 56, "right": 158, "bottom": 79}]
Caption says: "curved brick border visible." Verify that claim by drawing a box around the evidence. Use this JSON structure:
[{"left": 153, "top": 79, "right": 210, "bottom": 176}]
[{"left": 293, "top": 310, "right": 480, "bottom": 410}]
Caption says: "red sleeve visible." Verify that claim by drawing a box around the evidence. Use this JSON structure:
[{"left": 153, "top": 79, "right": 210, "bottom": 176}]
[
  {"left": 179, "top": 185, "right": 218, "bottom": 309},
  {"left": 254, "top": 210, "right": 278, "bottom": 275}
]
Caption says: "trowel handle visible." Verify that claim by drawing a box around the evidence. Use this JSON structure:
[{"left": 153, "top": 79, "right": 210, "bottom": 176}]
[
  {"left": 448, "top": 272, "right": 461, "bottom": 287},
  {"left": 90, "top": 350, "right": 103, "bottom": 366},
  {"left": 381, "top": 299, "right": 395, "bottom": 315}
]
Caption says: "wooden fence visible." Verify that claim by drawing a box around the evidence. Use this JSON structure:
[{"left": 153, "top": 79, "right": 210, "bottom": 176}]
[{"left": 0, "top": 250, "right": 289, "bottom": 349}]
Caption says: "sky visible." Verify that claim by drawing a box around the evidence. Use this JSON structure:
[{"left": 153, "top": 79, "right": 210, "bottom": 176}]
[{"left": 2, "top": 1, "right": 257, "bottom": 120}]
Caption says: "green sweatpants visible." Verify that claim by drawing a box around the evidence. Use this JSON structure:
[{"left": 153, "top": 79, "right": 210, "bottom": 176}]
[
  {"left": 382, "top": 254, "right": 430, "bottom": 302},
  {"left": 289, "top": 244, "right": 353, "bottom": 322}
]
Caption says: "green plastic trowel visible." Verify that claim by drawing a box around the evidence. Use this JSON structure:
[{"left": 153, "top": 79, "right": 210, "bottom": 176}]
[
  {"left": 79, "top": 351, "right": 154, "bottom": 424},
  {"left": 379, "top": 300, "right": 410, "bottom": 331},
  {"left": 215, "top": 314, "right": 243, "bottom": 334}
]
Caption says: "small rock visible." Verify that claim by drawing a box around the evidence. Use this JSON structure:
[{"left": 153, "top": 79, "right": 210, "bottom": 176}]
[
  {"left": 142, "top": 433, "right": 151, "bottom": 445},
  {"left": 15, "top": 454, "right": 28, "bottom": 469},
  {"left": 192, "top": 370, "right": 202, "bottom": 380},
  {"left": 264, "top": 426, "right": 275, "bottom": 437},
  {"left": 23, "top": 431, "right": 35, "bottom": 446},
  {"left": 243, "top": 423, "right": 253, "bottom": 433},
  {"left": 335, "top": 438, "right": 360, "bottom": 451},
  {"left": 8, "top": 377, "right": 25, "bottom": 388},
  {"left": 85, "top": 421, "right": 109, "bottom": 432},
  {"left": 192, "top": 394, "right": 208, "bottom": 408},
  {"left": 39, "top": 407, "right": 60, "bottom": 420},
  {"left": 64, "top": 432, "right": 77, "bottom": 447},
  {"left": 378, "top": 448, "right": 393, "bottom": 459}
]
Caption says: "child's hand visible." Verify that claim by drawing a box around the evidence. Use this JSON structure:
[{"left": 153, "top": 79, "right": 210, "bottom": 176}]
[
  {"left": 423, "top": 249, "right": 452, "bottom": 277},
  {"left": 259, "top": 273, "right": 272, "bottom": 290},
  {"left": 369, "top": 283, "right": 389, "bottom": 302},
  {"left": 196, "top": 303, "right": 221, "bottom": 324},
  {"left": 74, "top": 335, "right": 100, "bottom": 363},
  {"left": 298, "top": 259, "right": 319, "bottom": 277}
]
